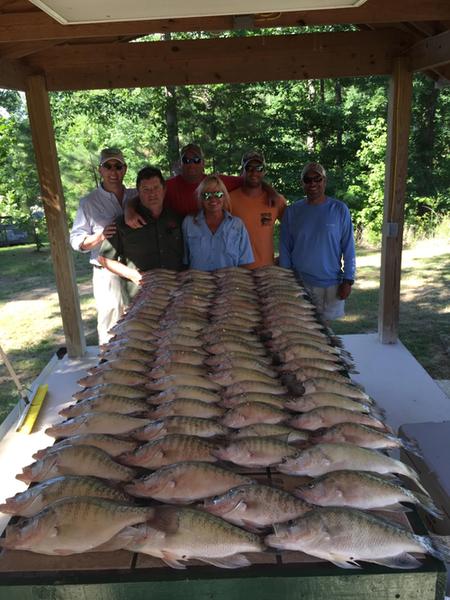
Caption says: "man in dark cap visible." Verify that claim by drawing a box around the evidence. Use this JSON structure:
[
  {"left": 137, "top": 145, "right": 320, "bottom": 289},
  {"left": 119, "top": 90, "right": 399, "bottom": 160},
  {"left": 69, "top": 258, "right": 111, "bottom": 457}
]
[
  {"left": 279, "top": 161, "right": 356, "bottom": 321},
  {"left": 70, "top": 147, "right": 135, "bottom": 344}
]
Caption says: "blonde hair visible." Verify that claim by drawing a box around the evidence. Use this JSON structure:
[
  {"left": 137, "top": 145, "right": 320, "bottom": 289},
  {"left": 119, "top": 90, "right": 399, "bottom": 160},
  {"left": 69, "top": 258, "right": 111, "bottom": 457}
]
[{"left": 196, "top": 174, "right": 231, "bottom": 213}]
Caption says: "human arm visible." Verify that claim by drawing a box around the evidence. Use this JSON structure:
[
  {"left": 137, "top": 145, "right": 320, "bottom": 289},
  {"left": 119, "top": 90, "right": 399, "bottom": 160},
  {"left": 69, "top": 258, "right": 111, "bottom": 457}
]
[
  {"left": 97, "top": 255, "right": 143, "bottom": 287},
  {"left": 124, "top": 195, "right": 147, "bottom": 229},
  {"left": 237, "top": 221, "right": 254, "bottom": 266},
  {"left": 338, "top": 206, "right": 356, "bottom": 299},
  {"left": 278, "top": 208, "right": 294, "bottom": 269},
  {"left": 181, "top": 216, "right": 191, "bottom": 266},
  {"left": 69, "top": 201, "right": 117, "bottom": 252}
]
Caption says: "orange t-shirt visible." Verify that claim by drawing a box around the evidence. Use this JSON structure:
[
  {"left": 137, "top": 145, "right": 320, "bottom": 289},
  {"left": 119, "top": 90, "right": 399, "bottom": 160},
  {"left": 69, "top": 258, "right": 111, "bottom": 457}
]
[{"left": 229, "top": 187, "right": 286, "bottom": 270}]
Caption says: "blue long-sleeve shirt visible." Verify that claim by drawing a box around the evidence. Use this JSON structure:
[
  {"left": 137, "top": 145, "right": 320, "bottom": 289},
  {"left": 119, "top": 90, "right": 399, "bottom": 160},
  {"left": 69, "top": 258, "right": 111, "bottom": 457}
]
[
  {"left": 182, "top": 210, "right": 254, "bottom": 271},
  {"left": 279, "top": 196, "right": 356, "bottom": 287}
]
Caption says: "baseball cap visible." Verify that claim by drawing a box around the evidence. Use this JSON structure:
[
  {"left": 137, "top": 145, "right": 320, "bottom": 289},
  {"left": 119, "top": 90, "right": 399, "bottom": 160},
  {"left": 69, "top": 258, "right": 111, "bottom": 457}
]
[
  {"left": 241, "top": 150, "right": 266, "bottom": 169},
  {"left": 99, "top": 147, "right": 125, "bottom": 166},
  {"left": 180, "top": 143, "right": 204, "bottom": 159},
  {"left": 301, "top": 162, "right": 326, "bottom": 180}
]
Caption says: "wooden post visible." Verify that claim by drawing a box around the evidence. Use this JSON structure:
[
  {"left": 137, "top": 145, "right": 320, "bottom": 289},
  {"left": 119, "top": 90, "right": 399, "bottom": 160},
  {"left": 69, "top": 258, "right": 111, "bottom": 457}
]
[
  {"left": 378, "top": 57, "right": 413, "bottom": 344},
  {"left": 25, "top": 74, "right": 86, "bottom": 357}
]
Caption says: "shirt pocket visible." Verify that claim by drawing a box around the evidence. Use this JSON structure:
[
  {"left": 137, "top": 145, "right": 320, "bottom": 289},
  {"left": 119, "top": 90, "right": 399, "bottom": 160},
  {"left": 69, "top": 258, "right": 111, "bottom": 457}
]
[
  {"left": 223, "top": 225, "right": 241, "bottom": 264},
  {"left": 186, "top": 231, "right": 205, "bottom": 260}
]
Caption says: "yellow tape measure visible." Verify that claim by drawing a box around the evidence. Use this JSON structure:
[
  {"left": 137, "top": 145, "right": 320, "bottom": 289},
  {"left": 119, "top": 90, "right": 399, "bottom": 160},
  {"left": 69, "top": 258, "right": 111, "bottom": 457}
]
[{"left": 17, "top": 384, "right": 48, "bottom": 434}]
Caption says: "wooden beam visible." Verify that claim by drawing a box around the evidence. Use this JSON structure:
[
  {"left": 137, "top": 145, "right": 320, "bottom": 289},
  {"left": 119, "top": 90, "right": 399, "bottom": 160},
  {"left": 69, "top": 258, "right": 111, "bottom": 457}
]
[
  {"left": 23, "top": 30, "right": 413, "bottom": 91},
  {"left": 1, "top": 0, "right": 450, "bottom": 43},
  {"left": 0, "top": 41, "right": 58, "bottom": 60},
  {"left": 25, "top": 74, "right": 86, "bottom": 358},
  {"left": 378, "top": 57, "right": 413, "bottom": 344},
  {"left": 0, "top": 56, "right": 30, "bottom": 89},
  {"left": 409, "top": 30, "right": 450, "bottom": 71}
]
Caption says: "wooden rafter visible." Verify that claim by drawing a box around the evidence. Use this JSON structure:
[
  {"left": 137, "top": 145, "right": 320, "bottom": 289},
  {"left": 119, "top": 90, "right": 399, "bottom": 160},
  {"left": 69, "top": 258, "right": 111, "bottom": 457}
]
[{"left": 409, "top": 29, "right": 450, "bottom": 70}]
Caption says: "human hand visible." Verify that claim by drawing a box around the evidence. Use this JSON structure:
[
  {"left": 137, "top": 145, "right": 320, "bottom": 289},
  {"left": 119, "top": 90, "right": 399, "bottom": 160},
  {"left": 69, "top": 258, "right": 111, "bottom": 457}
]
[
  {"left": 102, "top": 222, "right": 117, "bottom": 240},
  {"left": 125, "top": 206, "right": 146, "bottom": 229},
  {"left": 338, "top": 281, "right": 352, "bottom": 300},
  {"left": 130, "top": 270, "right": 143, "bottom": 286}
]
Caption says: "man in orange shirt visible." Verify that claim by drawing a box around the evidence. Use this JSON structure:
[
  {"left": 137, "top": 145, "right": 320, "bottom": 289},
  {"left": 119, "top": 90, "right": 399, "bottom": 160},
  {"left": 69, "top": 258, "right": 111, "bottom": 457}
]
[{"left": 230, "top": 150, "right": 286, "bottom": 270}]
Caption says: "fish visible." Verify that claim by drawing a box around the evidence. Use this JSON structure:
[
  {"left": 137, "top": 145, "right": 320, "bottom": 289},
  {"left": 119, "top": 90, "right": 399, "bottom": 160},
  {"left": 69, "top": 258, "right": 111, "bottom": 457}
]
[
  {"left": 16, "top": 444, "right": 136, "bottom": 483},
  {"left": 122, "top": 506, "right": 265, "bottom": 568},
  {"left": 101, "top": 337, "right": 157, "bottom": 353},
  {"left": 150, "top": 399, "right": 224, "bottom": 419},
  {"left": 302, "top": 378, "right": 370, "bottom": 401},
  {"left": 284, "top": 393, "right": 371, "bottom": 413},
  {"left": 153, "top": 349, "right": 207, "bottom": 366},
  {"left": 289, "top": 406, "right": 386, "bottom": 431},
  {"left": 222, "top": 402, "right": 287, "bottom": 428},
  {"left": 147, "top": 386, "right": 221, "bottom": 405},
  {"left": 265, "top": 507, "right": 450, "bottom": 569},
  {"left": 125, "top": 461, "right": 254, "bottom": 503},
  {"left": 45, "top": 412, "right": 150, "bottom": 438},
  {"left": 59, "top": 395, "right": 150, "bottom": 418},
  {"left": 101, "top": 347, "right": 154, "bottom": 363},
  {"left": 221, "top": 392, "right": 286, "bottom": 409},
  {"left": 215, "top": 437, "right": 298, "bottom": 468},
  {"left": 222, "top": 381, "right": 289, "bottom": 397},
  {"left": 204, "top": 354, "right": 276, "bottom": 376},
  {"left": 33, "top": 433, "right": 138, "bottom": 459},
  {"left": 311, "top": 422, "right": 420, "bottom": 453},
  {"left": 77, "top": 368, "right": 148, "bottom": 387},
  {"left": 149, "top": 362, "right": 208, "bottom": 379},
  {"left": 232, "top": 423, "right": 310, "bottom": 442},
  {"left": 275, "top": 344, "right": 346, "bottom": 365},
  {"left": 282, "top": 367, "right": 354, "bottom": 384},
  {"left": 280, "top": 357, "right": 349, "bottom": 373},
  {"left": 0, "top": 475, "right": 131, "bottom": 517},
  {"left": 72, "top": 384, "right": 148, "bottom": 401},
  {"left": 206, "top": 340, "right": 267, "bottom": 356},
  {"left": 118, "top": 434, "right": 218, "bottom": 468},
  {"left": 131, "top": 416, "right": 229, "bottom": 441},
  {"left": 292, "top": 470, "right": 443, "bottom": 517},
  {"left": 209, "top": 368, "right": 280, "bottom": 386},
  {"left": 88, "top": 358, "right": 149, "bottom": 374},
  {"left": 146, "top": 374, "right": 221, "bottom": 392},
  {"left": 0, "top": 497, "right": 154, "bottom": 555},
  {"left": 277, "top": 442, "right": 428, "bottom": 493},
  {"left": 203, "top": 483, "right": 311, "bottom": 531}
]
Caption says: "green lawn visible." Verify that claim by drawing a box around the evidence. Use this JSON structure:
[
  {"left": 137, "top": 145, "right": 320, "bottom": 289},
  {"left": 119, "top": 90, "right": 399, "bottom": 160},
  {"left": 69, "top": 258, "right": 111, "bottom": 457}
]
[{"left": 0, "top": 239, "right": 449, "bottom": 423}]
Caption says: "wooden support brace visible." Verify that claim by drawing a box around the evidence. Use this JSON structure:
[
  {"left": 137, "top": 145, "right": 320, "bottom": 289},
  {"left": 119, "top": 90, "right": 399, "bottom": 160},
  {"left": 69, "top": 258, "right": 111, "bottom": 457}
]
[
  {"left": 25, "top": 74, "right": 86, "bottom": 358},
  {"left": 378, "top": 57, "right": 413, "bottom": 344}
]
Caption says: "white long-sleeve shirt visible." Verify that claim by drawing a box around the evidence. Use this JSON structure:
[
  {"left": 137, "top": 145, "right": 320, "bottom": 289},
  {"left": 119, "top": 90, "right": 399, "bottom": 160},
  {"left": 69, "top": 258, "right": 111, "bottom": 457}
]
[{"left": 70, "top": 185, "right": 136, "bottom": 265}]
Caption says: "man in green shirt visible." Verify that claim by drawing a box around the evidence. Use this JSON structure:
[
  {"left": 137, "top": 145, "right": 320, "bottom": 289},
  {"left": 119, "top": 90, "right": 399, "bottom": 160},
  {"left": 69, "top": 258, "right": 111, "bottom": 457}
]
[{"left": 98, "top": 166, "right": 184, "bottom": 299}]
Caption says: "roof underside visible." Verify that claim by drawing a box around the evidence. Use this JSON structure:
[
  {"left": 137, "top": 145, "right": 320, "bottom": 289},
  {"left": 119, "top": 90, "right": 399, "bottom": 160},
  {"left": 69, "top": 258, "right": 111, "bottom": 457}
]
[{"left": 0, "top": 0, "right": 449, "bottom": 90}]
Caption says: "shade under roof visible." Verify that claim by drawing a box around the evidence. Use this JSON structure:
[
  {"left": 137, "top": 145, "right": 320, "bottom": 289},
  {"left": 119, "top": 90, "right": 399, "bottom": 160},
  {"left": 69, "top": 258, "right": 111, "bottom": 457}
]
[{"left": 29, "top": 0, "right": 368, "bottom": 25}]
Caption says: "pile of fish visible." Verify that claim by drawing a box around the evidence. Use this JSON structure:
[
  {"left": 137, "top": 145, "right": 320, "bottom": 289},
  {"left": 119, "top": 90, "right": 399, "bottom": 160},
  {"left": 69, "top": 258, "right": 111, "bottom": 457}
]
[{"left": 1, "top": 266, "right": 449, "bottom": 571}]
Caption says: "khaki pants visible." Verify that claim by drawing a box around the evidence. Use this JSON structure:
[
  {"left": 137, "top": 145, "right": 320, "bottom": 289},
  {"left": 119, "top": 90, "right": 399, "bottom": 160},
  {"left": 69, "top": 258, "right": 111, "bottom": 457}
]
[
  {"left": 92, "top": 266, "right": 126, "bottom": 345},
  {"left": 305, "top": 283, "right": 345, "bottom": 321}
]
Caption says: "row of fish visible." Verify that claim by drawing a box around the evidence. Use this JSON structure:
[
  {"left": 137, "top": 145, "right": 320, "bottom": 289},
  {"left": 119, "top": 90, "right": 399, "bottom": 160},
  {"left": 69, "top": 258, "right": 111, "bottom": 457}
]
[{"left": 1, "top": 266, "right": 449, "bottom": 571}]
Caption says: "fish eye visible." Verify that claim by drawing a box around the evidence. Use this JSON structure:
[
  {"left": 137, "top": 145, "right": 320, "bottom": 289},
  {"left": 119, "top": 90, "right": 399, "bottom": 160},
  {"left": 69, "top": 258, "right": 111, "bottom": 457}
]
[{"left": 307, "top": 482, "right": 316, "bottom": 489}]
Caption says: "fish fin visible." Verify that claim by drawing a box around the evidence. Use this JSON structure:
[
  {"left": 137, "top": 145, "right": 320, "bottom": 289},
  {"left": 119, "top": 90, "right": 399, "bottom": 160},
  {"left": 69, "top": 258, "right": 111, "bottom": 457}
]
[
  {"left": 161, "top": 551, "right": 187, "bottom": 569},
  {"left": 400, "top": 437, "right": 423, "bottom": 458},
  {"left": 429, "top": 535, "right": 450, "bottom": 561},
  {"left": 371, "top": 553, "right": 422, "bottom": 569},
  {"left": 412, "top": 492, "right": 445, "bottom": 519},
  {"left": 372, "top": 503, "right": 412, "bottom": 513},
  {"left": 199, "top": 554, "right": 251, "bottom": 569},
  {"left": 241, "top": 520, "right": 264, "bottom": 534},
  {"left": 53, "top": 548, "right": 75, "bottom": 556},
  {"left": 329, "top": 558, "right": 361, "bottom": 569}
]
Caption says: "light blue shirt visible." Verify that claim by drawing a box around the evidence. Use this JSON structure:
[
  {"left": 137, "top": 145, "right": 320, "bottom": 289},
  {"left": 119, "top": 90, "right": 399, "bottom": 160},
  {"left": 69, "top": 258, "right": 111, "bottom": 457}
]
[
  {"left": 279, "top": 196, "right": 356, "bottom": 287},
  {"left": 182, "top": 210, "right": 254, "bottom": 271}
]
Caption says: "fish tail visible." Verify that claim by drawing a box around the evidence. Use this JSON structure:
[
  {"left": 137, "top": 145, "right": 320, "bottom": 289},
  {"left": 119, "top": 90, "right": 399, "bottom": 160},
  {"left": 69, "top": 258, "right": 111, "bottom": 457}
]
[
  {"left": 411, "top": 491, "right": 445, "bottom": 519},
  {"left": 329, "top": 335, "right": 344, "bottom": 348},
  {"left": 399, "top": 437, "right": 423, "bottom": 459},
  {"left": 403, "top": 464, "right": 429, "bottom": 496},
  {"left": 422, "top": 534, "right": 450, "bottom": 561}
]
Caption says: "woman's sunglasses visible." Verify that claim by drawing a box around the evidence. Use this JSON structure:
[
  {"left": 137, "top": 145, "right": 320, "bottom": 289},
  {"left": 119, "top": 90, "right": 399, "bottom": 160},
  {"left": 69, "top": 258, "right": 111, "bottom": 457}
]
[
  {"left": 182, "top": 156, "right": 202, "bottom": 164},
  {"left": 201, "top": 191, "right": 224, "bottom": 200}
]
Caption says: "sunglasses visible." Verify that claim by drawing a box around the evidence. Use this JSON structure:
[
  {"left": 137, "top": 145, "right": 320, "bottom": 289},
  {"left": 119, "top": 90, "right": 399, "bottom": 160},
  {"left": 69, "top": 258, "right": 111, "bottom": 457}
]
[
  {"left": 245, "top": 164, "right": 265, "bottom": 172},
  {"left": 201, "top": 191, "right": 224, "bottom": 201},
  {"left": 102, "top": 163, "right": 125, "bottom": 171},
  {"left": 182, "top": 156, "right": 202, "bottom": 165},
  {"left": 303, "top": 175, "right": 323, "bottom": 184}
]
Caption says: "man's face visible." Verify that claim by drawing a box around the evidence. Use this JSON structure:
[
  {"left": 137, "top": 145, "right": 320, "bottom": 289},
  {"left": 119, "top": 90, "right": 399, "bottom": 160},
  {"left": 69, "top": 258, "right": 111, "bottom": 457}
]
[
  {"left": 302, "top": 170, "right": 326, "bottom": 202},
  {"left": 243, "top": 161, "right": 265, "bottom": 188},
  {"left": 138, "top": 176, "right": 165, "bottom": 214},
  {"left": 181, "top": 149, "right": 205, "bottom": 184},
  {"left": 98, "top": 160, "right": 127, "bottom": 190}
]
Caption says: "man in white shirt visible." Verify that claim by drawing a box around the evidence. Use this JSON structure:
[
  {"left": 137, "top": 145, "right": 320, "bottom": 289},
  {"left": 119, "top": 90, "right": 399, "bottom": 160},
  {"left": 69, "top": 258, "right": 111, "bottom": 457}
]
[{"left": 70, "top": 148, "right": 136, "bottom": 345}]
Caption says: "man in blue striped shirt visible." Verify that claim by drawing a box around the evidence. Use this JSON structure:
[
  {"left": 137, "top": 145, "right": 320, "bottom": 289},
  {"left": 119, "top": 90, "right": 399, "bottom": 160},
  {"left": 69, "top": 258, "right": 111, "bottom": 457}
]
[{"left": 279, "top": 162, "right": 356, "bottom": 321}]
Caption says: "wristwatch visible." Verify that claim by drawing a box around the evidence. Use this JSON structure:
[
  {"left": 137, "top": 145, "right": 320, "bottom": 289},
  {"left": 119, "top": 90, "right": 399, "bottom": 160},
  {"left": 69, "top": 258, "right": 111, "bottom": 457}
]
[{"left": 343, "top": 279, "right": 354, "bottom": 285}]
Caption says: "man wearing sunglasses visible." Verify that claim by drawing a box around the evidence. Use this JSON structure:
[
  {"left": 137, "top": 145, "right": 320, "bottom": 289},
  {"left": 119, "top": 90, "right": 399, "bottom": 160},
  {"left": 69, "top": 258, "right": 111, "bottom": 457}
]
[
  {"left": 230, "top": 150, "right": 286, "bottom": 269},
  {"left": 70, "top": 147, "right": 136, "bottom": 344},
  {"left": 279, "top": 162, "right": 356, "bottom": 321}
]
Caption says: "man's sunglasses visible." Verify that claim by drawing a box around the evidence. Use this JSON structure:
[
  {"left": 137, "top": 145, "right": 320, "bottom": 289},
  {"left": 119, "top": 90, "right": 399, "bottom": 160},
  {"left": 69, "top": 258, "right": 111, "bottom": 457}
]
[
  {"left": 102, "top": 163, "right": 125, "bottom": 171},
  {"left": 182, "top": 156, "right": 202, "bottom": 165},
  {"left": 201, "top": 191, "right": 224, "bottom": 200},
  {"left": 245, "top": 164, "right": 265, "bottom": 172},
  {"left": 303, "top": 175, "right": 323, "bottom": 184}
]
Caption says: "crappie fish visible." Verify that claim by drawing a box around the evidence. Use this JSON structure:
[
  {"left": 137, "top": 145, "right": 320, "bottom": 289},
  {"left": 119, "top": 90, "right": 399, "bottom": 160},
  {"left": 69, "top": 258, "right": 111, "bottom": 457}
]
[
  {"left": 73, "top": 384, "right": 148, "bottom": 401},
  {"left": 210, "top": 368, "right": 279, "bottom": 386},
  {"left": 125, "top": 461, "right": 254, "bottom": 503},
  {"left": 293, "top": 470, "right": 443, "bottom": 517},
  {"left": 17, "top": 444, "right": 136, "bottom": 483},
  {"left": 118, "top": 434, "right": 218, "bottom": 468},
  {"left": 289, "top": 406, "right": 386, "bottom": 431},
  {"left": 146, "top": 374, "right": 221, "bottom": 392},
  {"left": 265, "top": 507, "right": 450, "bottom": 569},
  {"left": 153, "top": 349, "right": 207, "bottom": 366},
  {"left": 302, "top": 377, "right": 370, "bottom": 401},
  {"left": 33, "top": 433, "right": 138, "bottom": 459},
  {"left": 0, "top": 475, "right": 131, "bottom": 517},
  {"left": 150, "top": 399, "right": 224, "bottom": 419},
  {"left": 88, "top": 358, "right": 149, "bottom": 375},
  {"left": 45, "top": 412, "right": 150, "bottom": 438},
  {"left": 101, "top": 347, "right": 154, "bottom": 363},
  {"left": 149, "top": 362, "right": 208, "bottom": 380},
  {"left": 204, "top": 354, "right": 276, "bottom": 376},
  {"left": 147, "top": 386, "right": 220, "bottom": 405},
  {"left": 131, "top": 416, "right": 229, "bottom": 441},
  {"left": 123, "top": 506, "right": 264, "bottom": 568},
  {"left": 222, "top": 402, "right": 287, "bottom": 428},
  {"left": 278, "top": 443, "right": 428, "bottom": 493},
  {"left": 203, "top": 483, "right": 311, "bottom": 530},
  {"left": 284, "top": 367, "right": 353, "bottom": 385},
  {"left": 0, "top": 497, "right": 154, "bottom": 555},
  {"left": 78, "top": 368, "right": 148, "bottom": 387},
  {"left": 206, "top": 340, "right": 266, "bottom": 356},
  {"left": 284, "top": 393, "right": 371, "bottom": 414},
  {"left": 312, "top": 422, "right": 420, "bottom": 453},
  {"left": 59, "top": 395, "right": 150, "bottom": 418},
  {"left": 221, "top": 392, "right": 286, "bottom": 409},
  {"left": 233, "top": 423, "right": 309, "bottom": 442},
  {"left": 215, "top": 436, "right": 298, "bottom": 468},
  {"left": 222, "top": 381, "right": 289, "bottom": 397}
]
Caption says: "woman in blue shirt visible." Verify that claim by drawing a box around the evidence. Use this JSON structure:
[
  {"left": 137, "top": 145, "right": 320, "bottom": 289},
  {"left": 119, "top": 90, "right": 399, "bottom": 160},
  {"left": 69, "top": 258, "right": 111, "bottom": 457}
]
[{"left": 182, "top": 174, "right": 254, "bottom": 271}]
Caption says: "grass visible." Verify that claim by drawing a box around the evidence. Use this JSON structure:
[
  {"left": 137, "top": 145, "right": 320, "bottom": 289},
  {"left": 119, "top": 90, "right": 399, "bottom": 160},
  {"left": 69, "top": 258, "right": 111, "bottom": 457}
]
[{"left": 0, "top": 238, "right": 449, "bottom": 423}]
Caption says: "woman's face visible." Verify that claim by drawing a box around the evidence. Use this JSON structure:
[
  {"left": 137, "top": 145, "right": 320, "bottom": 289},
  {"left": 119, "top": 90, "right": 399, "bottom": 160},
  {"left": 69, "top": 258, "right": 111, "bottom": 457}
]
[{"left": 201, "top": 183, "right": 225, "bottom": 216}]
